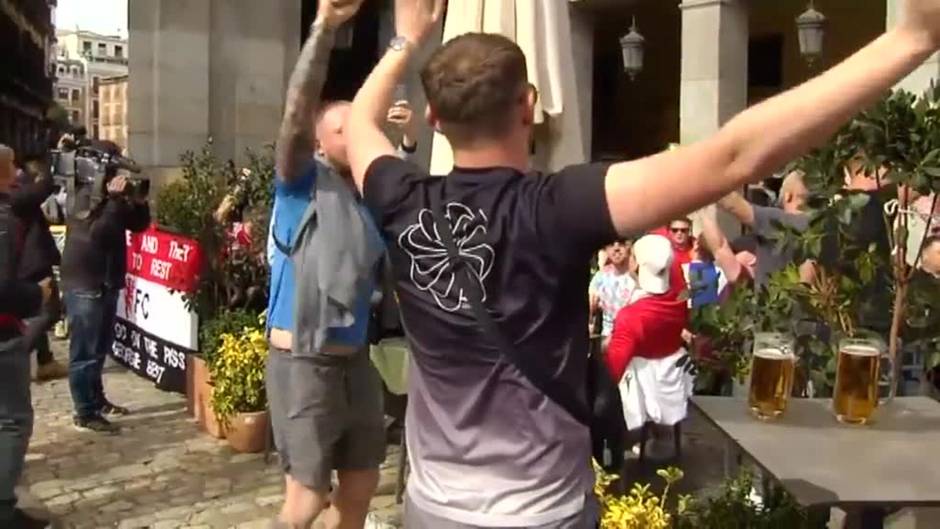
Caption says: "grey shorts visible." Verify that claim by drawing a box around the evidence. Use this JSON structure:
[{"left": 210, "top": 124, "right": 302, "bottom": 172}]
[
  {"left": 404, "top": 495, "right": 599, "bottom": 529},
  {"left": 266, "top": 346, "right": 385, "bottom": 491}
]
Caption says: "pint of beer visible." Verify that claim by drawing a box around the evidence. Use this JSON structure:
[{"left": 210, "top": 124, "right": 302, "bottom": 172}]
[
  {"left": 748, "top": 333, "right": 796, "bottom": 420},
  {"left": 833, "top": 338, "right": 891, "bottom": 425}
]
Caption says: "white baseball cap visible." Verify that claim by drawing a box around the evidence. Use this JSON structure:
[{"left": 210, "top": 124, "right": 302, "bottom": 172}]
[{"left": 633, "top": 234, "right": 674, "bottom": 295}]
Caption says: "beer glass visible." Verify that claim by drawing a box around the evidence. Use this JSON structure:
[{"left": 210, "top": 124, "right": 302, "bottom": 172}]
[
  {"left": 833, "top": 337, "right": 893, "bottom": 425},
  {"left": 748, "top": 333, "right": 797, "bottom": 420}
]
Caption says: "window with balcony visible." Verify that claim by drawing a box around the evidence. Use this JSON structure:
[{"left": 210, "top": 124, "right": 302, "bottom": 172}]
[
  {"left": 115, "top": 45, "right": 124, "bottom": 58},
  {"left": 70, "top": 110, "right": 80, "bottom": 123},
  {"left": 71, "top": 89, "right": 80, "bottom": 103},
  {"left": 97, "top": 43, "right": 107, "bottom": 56},
  {"left": 57, "top": 88, "right": 69, "bottom": 100},
  {"left": 82, "top": 41, "right": 92, "bottom": 53},
  {"left": 72, "top": 66, "right": 80, "bottom": 78},
  {"left": 57, "top": 65, "right": 64, "bottom": 76}
]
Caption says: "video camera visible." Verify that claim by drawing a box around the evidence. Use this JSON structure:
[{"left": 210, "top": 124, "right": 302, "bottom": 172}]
[{"left": 51, "top": 142, "right": 149, "bottom": 216}]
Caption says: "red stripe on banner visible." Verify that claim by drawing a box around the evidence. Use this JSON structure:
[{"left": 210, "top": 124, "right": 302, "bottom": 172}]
[{"left": 125, "top": 225, "right": 202, "bottom": 292}]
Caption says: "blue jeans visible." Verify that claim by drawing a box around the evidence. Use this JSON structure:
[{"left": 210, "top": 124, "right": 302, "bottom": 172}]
[
  {"left": 65, "top": 288, "right": 119, "bottom": 419},
  {"left": 0, "top": 334, "right": 33, "bottom": 523}
]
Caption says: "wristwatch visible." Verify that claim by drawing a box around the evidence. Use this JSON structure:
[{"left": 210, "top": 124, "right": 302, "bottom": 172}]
[{"left": 389, "top": 36, "right": 412, "bottom": 52}]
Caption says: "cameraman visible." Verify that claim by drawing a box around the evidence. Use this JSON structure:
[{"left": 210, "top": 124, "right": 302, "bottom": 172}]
[
  {"left": 12, "top": 156, "right": 69, "bottom": 381},
  {"left": 0, "top": 144, "right": 54, "bottom": 529},
  {"left": 61, "top": 172, "right": 150, "bottom": 435}
]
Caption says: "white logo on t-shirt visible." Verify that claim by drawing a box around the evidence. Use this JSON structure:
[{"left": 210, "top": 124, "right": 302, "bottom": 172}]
[{"left": 398, "top": 202, "right": 495, "bottom": 312}]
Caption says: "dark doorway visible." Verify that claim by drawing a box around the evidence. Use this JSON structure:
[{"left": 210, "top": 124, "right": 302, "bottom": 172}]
[{"left": 301, "top": 1, "right": 382, "bottom": 102}]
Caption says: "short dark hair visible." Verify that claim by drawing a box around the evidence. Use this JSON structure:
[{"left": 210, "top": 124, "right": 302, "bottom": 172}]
[
  {"left": 315, "top": 100, "right": 351, "bottom": 126},
  {"left": 925, "top": 235, "right": 940, "bottom": 250},
  {"left": 421, "top": 33, "right": 528, "bottom": 146},
  {"left": 669, "top": 218, "right": 692, "bottom": 227}
]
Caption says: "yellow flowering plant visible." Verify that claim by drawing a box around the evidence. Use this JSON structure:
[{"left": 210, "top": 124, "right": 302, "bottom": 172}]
[
  {"left": 594, "top": 461, "right": 689, "bottom": 529},
  {"left": 209, "top": 316, "right": 268, "bottom": 427}
]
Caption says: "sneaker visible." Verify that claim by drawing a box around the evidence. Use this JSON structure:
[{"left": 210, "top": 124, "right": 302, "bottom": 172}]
[
  {"left": 35, "top": 360, "right": 68, "bottom": 381},
  {"left": 73, "top": 415, "right": 119, "bottom": 435},
  {"left": 53, "top": 321, "right": 68, "bottom": 340},
  {"left": 100, "top": 402, "right": 130, "bottom": 416},
  {"left": 7, "top": 508, "right": 52, "bottom": 529}
]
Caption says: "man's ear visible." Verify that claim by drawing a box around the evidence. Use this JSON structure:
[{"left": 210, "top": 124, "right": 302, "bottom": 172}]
[
  {"left": 425, "top": 104, "right": 442, "bottom": 133},
  {"left": 522, "top": 86, "right": 538, "bottom": 127}
]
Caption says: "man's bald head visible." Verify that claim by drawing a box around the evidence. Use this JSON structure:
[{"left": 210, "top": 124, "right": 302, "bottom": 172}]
[
  {"left": 779, "top": 170, "right": 808, "bottom": 213},
  {"left": 315, "top": 101, "right": 352, "bottom": 171},
  {"left": 0, "top": 144, "right": 15, "bottom": 193}
]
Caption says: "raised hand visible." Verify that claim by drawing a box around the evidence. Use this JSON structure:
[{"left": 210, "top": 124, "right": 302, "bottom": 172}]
[
  {"left": 317, "top": 0, "right": 365, "bottom": 30},
  {"left": 901, "top": 0, "right": 940, "bottom": 48},
  {"left": 395, "top": 0, "right": 446, "bottom": 46}
]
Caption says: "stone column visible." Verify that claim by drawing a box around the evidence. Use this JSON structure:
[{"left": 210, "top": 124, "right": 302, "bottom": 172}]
[
  {"left": 129, "top": 0, "right": 300, "bottom": 184},
  {"left": 887, "top": 0, "right": 938, "bottom": 93},
  {"left": 679, "top": 0, "right": 748, "bottom": 235},
  {"left": 128, "top": 0, "right": 211, "bottom": 185},
  {"left": 207, "top": 0, "right": 300, "bottom": 165},
  {"left": 679, "top": 0, "right": 748, "bottom": 144}
]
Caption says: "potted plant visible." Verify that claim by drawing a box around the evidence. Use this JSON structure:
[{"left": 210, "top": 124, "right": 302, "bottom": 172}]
[{"left": 210, "top": 324, "right": 269, "bottom": 453}]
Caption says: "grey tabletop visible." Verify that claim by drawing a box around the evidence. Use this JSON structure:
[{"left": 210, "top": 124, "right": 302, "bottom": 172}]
[{"left": 691, "top": 396, "right": 940, "bottom": 509}]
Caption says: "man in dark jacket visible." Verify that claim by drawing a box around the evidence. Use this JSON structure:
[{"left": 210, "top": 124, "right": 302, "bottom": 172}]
[
  {"left": 12, "top": 157, "right": 68, "bottom": 381},
  {"left": 61, "top": 173, "right": 150, "bottom": 434},
  {"left": 0, "top": 144, "right": 54, "bottom": 529}
]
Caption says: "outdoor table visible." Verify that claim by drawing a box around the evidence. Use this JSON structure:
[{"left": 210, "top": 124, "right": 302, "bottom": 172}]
[{"left": 691, "top": 396, "right": 940, "bottom": 529}]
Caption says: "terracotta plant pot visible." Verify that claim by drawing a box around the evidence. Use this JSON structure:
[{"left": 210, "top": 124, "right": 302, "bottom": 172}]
[
  {"left": 191, "top": 357, "right": 225, "bottom": 439},
  {"left": 225, "top": 410, "right": 269, "bottom": 453},
  {"left": 203, "top": 398, "right": 226, "bottom": 440}
]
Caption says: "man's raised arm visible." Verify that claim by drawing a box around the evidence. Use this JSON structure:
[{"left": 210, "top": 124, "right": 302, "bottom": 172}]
[
  {"left": 717, "top": 192, "right": 756, "bottom": 227},
  {"left": 276, "top": 0, "right": 364, "bottom": 182},
  {"left": 348, "top": 0, "right": 445, "bottom": 193},
  {"left": 605, "top": 1, "right": 940, "bottom": 236}
]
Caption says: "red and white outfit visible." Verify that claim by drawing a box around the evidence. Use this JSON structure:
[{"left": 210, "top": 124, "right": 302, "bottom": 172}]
[{"left": 607, "top": 235, "right": 692, "bottom": 430}]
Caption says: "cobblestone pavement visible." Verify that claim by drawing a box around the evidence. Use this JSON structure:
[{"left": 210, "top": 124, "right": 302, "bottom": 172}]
[
  {"left": 20, "top": 340, "right": 404, "bottom": 529},
  {"left": 22, "top": 339, "right": 935, "bottom": 529}
]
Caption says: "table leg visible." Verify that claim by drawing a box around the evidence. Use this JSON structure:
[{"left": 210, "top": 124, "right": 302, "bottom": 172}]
[
  {"left": 722, "top": 439, "right": 740, "bottom": 478},
  {"left": 843, "top": 507, "right": 886, "bottom": 529}
]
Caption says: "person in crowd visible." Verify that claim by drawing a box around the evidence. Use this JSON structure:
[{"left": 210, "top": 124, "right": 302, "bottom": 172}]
[
  {"left": 265, "top": 2, "right": 389, "bottom": 528},
  {"left": 12, "top": 157, "right": 68, "bottom": 381},
  {"left": 0, "top": 143, "right": 55, "bottom": 529},
  {"left": 589, "top": 240, "right": 636, "bottom": 338},
  {"left": 665, "top": 218, "right": 695, "bottom": 267},
  {"left": 60, "top": 170, "right": 150, "bottom": 434},
  {"left": 814, "top": 157, "right": 895, "bottom": 333},
  {"left": 718, "top": 170, "right": 810, "bottom": 287},
  {"left": 692, "top": 204, "right": 758, "bottom": 299},
  {"left": 345, "top": 0, "right": 940, "bottom": 525},
  {"left": 606, "top": 235, "right": 691, "bottom": 459}
]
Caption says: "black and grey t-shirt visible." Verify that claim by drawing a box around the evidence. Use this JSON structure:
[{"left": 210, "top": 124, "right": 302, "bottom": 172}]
[
  {"left": 750, "top": 205, "right": 810, "bottom": 287},
  {"left": 364, "top": 157, "right": 616, "bottom": 526}
]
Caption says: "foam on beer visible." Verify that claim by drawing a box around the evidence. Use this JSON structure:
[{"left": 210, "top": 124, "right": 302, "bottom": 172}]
[
  {"left": 841, "top": 344, "right": 879, "bottom": 357},
  {"left": 754, "top": 347, "right": 791, "bottom": 359}
]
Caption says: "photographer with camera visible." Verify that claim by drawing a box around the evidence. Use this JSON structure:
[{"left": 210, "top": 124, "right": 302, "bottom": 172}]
[
  {"left": 0, "top": 144, "right": 54, "bottom": 529},
  {"left": 12, "top": 156, "right": 69, "bottom": 382},
  {"left": 61, "top": 161, "right": 150, "bottom": 435}
]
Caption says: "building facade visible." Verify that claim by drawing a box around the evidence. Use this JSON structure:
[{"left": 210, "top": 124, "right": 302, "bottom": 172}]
[
  {"left": 99, "top": 75, "right": 128, "bottom": 149},
  {"left": 0, "top": 0, "right": 56, "bottom": 156},
  {"left": 129, "top": 0, "right": 935, "bottom": 184},
  {"left": 55, "top": 29, "right": 128, "bottom": 140},
  {"left": 54, "top": 57, "right": 86, "bottom": 127}
]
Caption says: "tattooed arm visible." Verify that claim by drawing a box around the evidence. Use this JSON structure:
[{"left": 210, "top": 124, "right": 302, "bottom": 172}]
[{"left": 276, "top": 0, "right": 364, "bottom": 182}]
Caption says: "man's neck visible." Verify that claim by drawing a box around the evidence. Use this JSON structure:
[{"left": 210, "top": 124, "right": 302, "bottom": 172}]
[
  {"left": 452, "top": 139, "right": 530, "bottom": 174},
  {"left": 611, "top": 263, "right": 629, "bottom": 275}
]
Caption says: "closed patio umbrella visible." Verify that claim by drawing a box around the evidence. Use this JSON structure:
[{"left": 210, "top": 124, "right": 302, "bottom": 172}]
[{"left": 429, "top": 0, "right": 587, "bottom": 174}]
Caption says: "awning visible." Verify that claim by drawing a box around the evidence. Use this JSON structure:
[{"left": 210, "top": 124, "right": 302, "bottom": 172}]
[{"left": 429, "top": 0, "right": 587, "bottom": 174}]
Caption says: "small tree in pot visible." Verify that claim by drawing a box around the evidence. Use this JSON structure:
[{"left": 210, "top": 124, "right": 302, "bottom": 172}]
[{"left": 209, "top": 321, "right": 269, "bottom": 453}]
